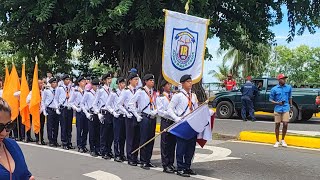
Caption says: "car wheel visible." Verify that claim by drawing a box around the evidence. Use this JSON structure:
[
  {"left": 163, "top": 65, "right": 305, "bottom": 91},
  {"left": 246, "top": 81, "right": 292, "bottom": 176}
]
[
  {"left": 216, "top": 101, "right": 234, "bottom": 119},
  {"left": 289, "top": 105, "right": 298, "bottom": 123},
  {"left": 301, "top": 112, "right": 314, "bottom": 121}
]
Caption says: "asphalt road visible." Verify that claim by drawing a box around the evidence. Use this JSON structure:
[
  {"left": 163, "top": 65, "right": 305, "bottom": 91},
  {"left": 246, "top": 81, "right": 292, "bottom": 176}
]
[{"left": 21, "top": 138, "right": 320, "bottom": 180}]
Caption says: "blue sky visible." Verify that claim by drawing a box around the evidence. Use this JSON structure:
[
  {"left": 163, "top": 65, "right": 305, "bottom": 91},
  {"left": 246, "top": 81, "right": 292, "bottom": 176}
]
[{"left": 203, "top": 11, "right": 320, "bottom": 83}]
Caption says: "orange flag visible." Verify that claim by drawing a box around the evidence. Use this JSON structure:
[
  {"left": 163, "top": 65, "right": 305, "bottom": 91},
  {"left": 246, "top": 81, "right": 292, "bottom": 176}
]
[
  {"left": 3, "top": 62, "right": 20, "bottom": 120},
  {"left": 3, "top": 62, "right": 10, "bottom": 90},
  {"left": 20, "top": 60, "right": 30, "bottom": 131},
  {"left": 30, "top": 60, "right": 41, "bottom": 134}
]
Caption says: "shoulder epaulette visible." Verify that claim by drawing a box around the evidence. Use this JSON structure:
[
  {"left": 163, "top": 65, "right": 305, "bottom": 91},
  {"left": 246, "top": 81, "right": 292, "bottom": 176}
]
[
  {"left": 74, "top": 89, "right": 79, "bottom": 92},
  {"left": 86, "top": 90, "right": 90, "bottom": 92},
  {"left": 124, "top": 87, "right": 129, "bottom": 90},
  {"left": 112, "top": 88, "right": 117, "bottom": 92}
]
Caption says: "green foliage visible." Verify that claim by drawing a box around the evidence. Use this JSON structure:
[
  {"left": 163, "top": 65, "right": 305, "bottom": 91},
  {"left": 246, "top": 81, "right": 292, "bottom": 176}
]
[
  {"left": 208, "top": 62, "right": 230, "bottom": 82},
  {"left": 266, "top": 45, "right": 320, "bottom": 86}
]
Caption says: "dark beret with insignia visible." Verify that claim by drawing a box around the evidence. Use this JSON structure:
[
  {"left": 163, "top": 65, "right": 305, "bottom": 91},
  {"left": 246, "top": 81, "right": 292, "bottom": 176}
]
[
  {"left": 61, "top": 74, "right": 71, "bottom": 80},
  {"left": 117, "top": 77, "right": 125, "bottom": 84},
  {"left": 48, "top": 77, "right": 57, "bottom": 83},
  {"left": 160, "top": 79, "right": 169, "bottom": 88},
  {"left": 180, "top": 74, "right": 192, "bottom": 83},
  {"left": 127, "top": 73, "right": 138, "bottom": 80},
  {"left": 143, "top": 74, "right": 154, "bottom": 81},
  {"left": 102, "top": 73, "right": 112, "bottom": 80},
  {"left": 77, "top": 76, "right": 86, "bottom": 82},
  {"left": 91, "top": 78, "right": 100, "bottom": 85}
]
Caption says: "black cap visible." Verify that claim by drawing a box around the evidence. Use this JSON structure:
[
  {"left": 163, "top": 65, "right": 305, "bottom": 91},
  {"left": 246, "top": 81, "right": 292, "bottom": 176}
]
[
  {"left": 102, "top": 73, "right": 112, "bottom": 80},
  {"left": 48, "top": 77, "right": 57, "bottom": 83},
  {"left": 77, "top": 76, "right": 86, "bottom": 82},
  {"left": 117, "top": 77, "right": 125, "bottom": 84},
  {"left": 160, "top": 79, "right": 169, "bottom": 87},
  {"left": 127, "top": 73, "right": 139, "bottom": 80},
  {"left": 180, "top": 74, "right": 192, "bottom": 83},
  {"left": 143, "top": 74, "right": 154, "bottom": 81},
  {"left": 91, "top": 78, "right": 100, "bottom": 85},
  {"left": 61, "top": 74, "right": 71, "bottom": 80}
]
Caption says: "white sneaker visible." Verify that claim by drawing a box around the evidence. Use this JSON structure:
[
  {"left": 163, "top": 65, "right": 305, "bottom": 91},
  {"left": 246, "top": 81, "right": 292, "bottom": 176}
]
[
  {"left": 274, "top": 141, "right": 280, "bottom": 148},
  {"left": 281, "top": 140, "right": 288, "bottom": 147}
]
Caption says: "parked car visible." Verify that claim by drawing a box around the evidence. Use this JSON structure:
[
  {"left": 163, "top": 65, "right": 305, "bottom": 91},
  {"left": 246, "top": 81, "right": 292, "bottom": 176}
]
[{"left": 211, "top": 78, "right": 320, "bottom": 122}]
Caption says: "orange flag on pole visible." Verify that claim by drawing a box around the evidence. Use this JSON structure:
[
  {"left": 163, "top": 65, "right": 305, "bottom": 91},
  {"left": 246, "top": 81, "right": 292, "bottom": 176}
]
[
  {"left": 3, "top": 60, "right": 10, "bottom": 90},
  {"left": 3, "top": 61, "right": 20, "bottom": 120},
  {"left": 30, "top": 58, "right": 41, "bottom": 134},
  {"left": 20, "top": 58, "right": 30, "bottom": 131}
]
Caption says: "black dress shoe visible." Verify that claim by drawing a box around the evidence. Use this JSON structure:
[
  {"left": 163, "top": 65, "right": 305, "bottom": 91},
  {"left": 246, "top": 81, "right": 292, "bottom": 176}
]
[
  {"left": 121, "top": 156, "right": 127, "bottom": 161},
  {"left": 62, "top": 146, "right": 70, "bottom": 150},
  {"left": 90, "top": 152, "right": 98, "bottom": 157},
  {"left": 108, "top": 153, "right": 114, "bottom": 158},
  {"left": 137, "top": 160, "right": 142, "bottom": 164},
  {"left": 78, "top": 148, "right": 85, "bottom": 153},
  {"left": 55, "top": 143, "right": 61, "bottom": 147},
  {"left": 36, "top": 141, "right": 41, "bottom": 145},
  {"left": 27, "top": 138, "right": 35, "bottom": 142},
  {"left": 114, "top": 157, "right": 123, "bottom": 162},
  {"left": 41, "top": 141, "right": 47, "bottom": 145},
  {"left": 83, "top": 147, "right": 89, "bottom": 153},
  {"left": 169, "top": 165, "right": 176, "bottom": 171},
  {"left": 102, "top": 155, "right": 111, "bottom": 160},
  {"left": 68, "top": 145, "right": 75, "bottom": 149},
  {"left": 128, "top": 161, "right": 137, "bottom": 166},
  {"left": 23, "top": 139, "right": 29, "bottom": 143},
  {"left": 177, "top": 170, "right": 190, "bottom": 177},
  {"left": 141, "top": 164, "right": 150, "bottom": 170},
  {"left": 96, "top": 152, "right": 103, "bottom": 156},
  {"left": 163, "top": 166, "right": 175, "bottom": 173},
  {"left": 49, "top": 143, "right": 55, "bottom": 147},
  {"left": 185, "top": 169, "right": 197, "bottom": 175},
  {"left": 147, "top": 163, "right": 156, "bottom": 168}
]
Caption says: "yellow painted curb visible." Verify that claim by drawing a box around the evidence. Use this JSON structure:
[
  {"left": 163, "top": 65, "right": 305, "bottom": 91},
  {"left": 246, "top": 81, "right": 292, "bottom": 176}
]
[{"left": 239, "top": 131, "right": 320, "bottom": 149}]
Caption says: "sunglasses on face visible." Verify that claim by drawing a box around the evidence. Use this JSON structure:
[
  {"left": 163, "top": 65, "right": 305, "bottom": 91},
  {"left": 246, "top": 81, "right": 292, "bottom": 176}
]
[{"left": 0, "top": 121, "right": 16, "bottom": 132}]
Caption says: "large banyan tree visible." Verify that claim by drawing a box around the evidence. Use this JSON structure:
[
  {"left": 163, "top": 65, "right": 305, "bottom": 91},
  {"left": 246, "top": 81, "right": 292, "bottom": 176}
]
[{"left": 1, "top": 0, "right": 320, "bottom": 100}]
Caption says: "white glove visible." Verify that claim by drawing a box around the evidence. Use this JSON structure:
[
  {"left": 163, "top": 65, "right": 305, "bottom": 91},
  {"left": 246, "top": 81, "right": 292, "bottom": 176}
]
[
  {"left": 174, "top": 117, "right": 182, "bottom": 123},
  {"left": 209, "top": 109, "right": 215, "bottom": 116},
  {"left": 43, "top": 110, "right": 48, "bottom": 116},
  {"left": 84, "top": 111, "right": 93, "bottom": 120},
  {"left": 150, "top": 110, "right": 157, "bottom": 116},
  {"left": 113, "top": 111, "right": 120, "bottom": 118},
  {"left": 56, "top": 109, "right": 61, "bottom": 115},
  {"left": 98, "top": 113, "right": 105, "bottom": 124},
  {"left": 126, "top": 112, "right": 133, "bottom": 118},
  {"left": 136, "top": 115, "right": 142, "bottom": 122},
  {"left": 67, "top": 104, "right": 72, "bottom": 110},
  {"left": 76, "top": 107, "right": 81, "bottom": 112},
  {"left": 94, "top": 110, "right": 99, "bottom": 115}
]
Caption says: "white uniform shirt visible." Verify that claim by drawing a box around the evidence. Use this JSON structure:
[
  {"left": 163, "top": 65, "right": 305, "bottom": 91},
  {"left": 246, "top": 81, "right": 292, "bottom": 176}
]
[
  {"left": 106, "top": 89, "right": 122, "bottom": 114},
  {"left": 93, "top": 85, "right": 110, "bottom": 112},
  {"left": 69, "top": 87, "right": 85, "bottom": 109},
  {"left": 0, "top": 89, "right": 3, "bottom": 98},
  {"left": 56, "top": 84, "right": 73, "bottom": 108},
  {"left": 42, "top": 87, "right": 58, "bottom": 109},
  {"left": 128, "top": 86, "right": 157, "bottom": 115},
  {"left": 167, "top": 89, "right": 198, "bottom": 121},
  {"left": 80, "top": 89, "right": 96, "bottom": 112},
  {"left": 116, "top": 86, "right": 136, "bottom": 115},
  {"left": 156, "top": 92, "right": 173, "bottom": 120}
]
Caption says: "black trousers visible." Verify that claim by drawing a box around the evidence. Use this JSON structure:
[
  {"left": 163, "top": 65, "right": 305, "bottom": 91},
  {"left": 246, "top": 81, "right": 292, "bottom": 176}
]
[
  {"left": 160, "top": 118, "right": 176, "bottom": 167},
  {"left": 113, "top": 115, "right": 126, "bottom": 157},
  {"left": 139, "top": 114, "right": 156, "bottom": 164},
  {"left": 47, "top": 108, "right": 59, "bottom": 144},
  {"left": 176, "top": 136, "right": 197, "bottom": 171},
  {"left": 76, "top": 112, "right": 88, "bottom": 149},
  {"left": 60, "top": 107, "right": 73, "bottom": 146},
  {"left": 100, "top": 112, "right": 114, "bottom": 155},
  {"left": 125, "top": 116, "right": 140, "bottom": 163},
  {"left": 88, "top": 114, "right": 100, "bottom": 152},
  {"left": 35, "top": 113, "right": 46, "bottom": 142}
]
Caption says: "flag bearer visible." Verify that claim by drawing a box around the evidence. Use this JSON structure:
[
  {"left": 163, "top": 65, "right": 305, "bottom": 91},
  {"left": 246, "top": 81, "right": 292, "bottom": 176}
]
[
  {"left": 81, "top": 78, "right": 101, "bottom": 157},
  {"left": 93, "top": 73, "right": 114, "bottom": 160},
  {"left": 116, "top": 73, "right": 140, "bottom": 166},
  {"left": 106, "top": 77, "right": 126, "bottom": 162},
  {"left": 128, "top": 74, "right": 157, "bottom": 170},
  {"left": 167, "top": 75, "right": 198, "bottom": 177},
  {"left": 56, "top": 74, "right": 75, "bottom": 150},
  {"left": 156, "top": 79, "right": 176, "bottom": 173},
  {"left": 69, "top": 76, "right": 88, "bottom": 153},
  {"left": 42, "top": 77, "right": 60, "bottom": 147}
]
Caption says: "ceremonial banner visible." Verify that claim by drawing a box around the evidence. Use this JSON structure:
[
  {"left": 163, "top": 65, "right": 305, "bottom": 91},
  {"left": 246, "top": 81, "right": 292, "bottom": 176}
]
[
  {"left": 20, "top": 61, "right": 30, "bottom": 131},
  {"left": 30, "top": 62, "right": 41, "bottom": 134},
  {"left": 162, "top": 10, "right": 209, "bottom": 86}
]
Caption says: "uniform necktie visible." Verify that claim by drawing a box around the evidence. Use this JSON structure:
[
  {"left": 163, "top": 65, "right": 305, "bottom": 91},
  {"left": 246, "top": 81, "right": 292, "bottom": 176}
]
[
  {"left": 133, "top": 89, "right": 136, "bottom": 94},
  {"left": 53, "top": 89, "right": 56, "bottom": 95},
  {"left": 66, "top": 87, "right": 70, "bottom": 99},
  {"left": 187, "top": 92, "right": 193, "bottom": 111}
]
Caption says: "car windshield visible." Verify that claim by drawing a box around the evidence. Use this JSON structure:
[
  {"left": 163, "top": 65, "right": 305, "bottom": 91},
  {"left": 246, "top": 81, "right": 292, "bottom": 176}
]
[{"left": 267, "top": 79, "right": 278, "bottom": 90}]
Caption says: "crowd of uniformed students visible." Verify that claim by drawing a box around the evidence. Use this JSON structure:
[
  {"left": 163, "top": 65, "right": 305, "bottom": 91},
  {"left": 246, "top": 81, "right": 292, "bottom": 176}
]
[{"left": 1, "top": 69, "right": 201, "bottom": 177}]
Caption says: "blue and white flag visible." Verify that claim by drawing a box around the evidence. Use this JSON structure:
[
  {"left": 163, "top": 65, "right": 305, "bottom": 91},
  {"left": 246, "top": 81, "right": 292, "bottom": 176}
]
[
  {"left": 169, "top": 104, "right": 211, "bottom": 140},
  {"left": 162, "top": 10, "right": 210, "bottom": 86}
]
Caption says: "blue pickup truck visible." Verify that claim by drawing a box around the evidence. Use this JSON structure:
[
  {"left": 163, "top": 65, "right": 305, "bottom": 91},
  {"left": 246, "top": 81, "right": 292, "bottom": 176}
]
[{"left": 211, "top": 78, "right": 320, "bottom": 122}]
